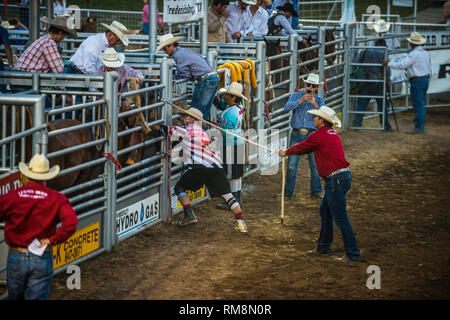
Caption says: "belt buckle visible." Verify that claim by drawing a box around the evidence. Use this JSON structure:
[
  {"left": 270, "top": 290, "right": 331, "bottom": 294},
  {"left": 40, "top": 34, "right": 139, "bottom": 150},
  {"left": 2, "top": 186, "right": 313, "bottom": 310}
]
[{"left": 300, "top": 128, "right": 308, "bottom": 135}]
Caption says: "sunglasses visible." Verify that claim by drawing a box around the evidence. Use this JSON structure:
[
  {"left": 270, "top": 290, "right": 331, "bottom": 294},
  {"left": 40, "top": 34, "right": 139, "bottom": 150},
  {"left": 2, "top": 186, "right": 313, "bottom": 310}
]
[{"left": 306, "top": 83, "right": 318, "bottom": 88}]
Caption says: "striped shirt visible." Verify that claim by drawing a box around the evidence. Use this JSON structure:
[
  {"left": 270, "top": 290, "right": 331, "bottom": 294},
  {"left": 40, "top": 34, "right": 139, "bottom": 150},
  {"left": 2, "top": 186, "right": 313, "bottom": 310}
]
[
  {"left": 13, "top": 34, "right": 64, "bottom": 73},
  {"left": 170, "top": 123, "right": 222, "bottom": 169},
  {"left": 284, "top": 90, "right": 325, "bottom": 129}
]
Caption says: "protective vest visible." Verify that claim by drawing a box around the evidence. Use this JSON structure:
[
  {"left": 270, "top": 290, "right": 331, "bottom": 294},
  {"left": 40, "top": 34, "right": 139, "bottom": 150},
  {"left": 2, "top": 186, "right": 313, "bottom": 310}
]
[{"left": 267, "top": 12, "right": 285, "bottom": 36}]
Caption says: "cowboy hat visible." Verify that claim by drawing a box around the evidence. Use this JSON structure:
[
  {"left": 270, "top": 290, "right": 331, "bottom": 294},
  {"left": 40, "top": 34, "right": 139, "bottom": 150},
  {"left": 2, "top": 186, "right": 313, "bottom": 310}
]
[
  {"left": 101, "top": 21, "right": 129, "bottom": 46},
  {"left": 99, "top": 47, "right": 125, "bottom": 68},
  {"left": 177, "top": 107, "right": 204, "bottom": 120},
  {"left": 156, "top": 33, "right": 184, "bottom": 52},
  {"left": 373, "top": 19, "right": 391, "bottom": 33},
  {"left": 1, "top": 21, "right": 14, "bottom": 29},
  {"left": 218, "top": 82, "right": 248, "bottom": 100},
  {"left": 241, "top": 0, "right": 257, "bottom": 5},
  {"left": 41, "top": 16, "right": 78, "bottom": 39},
  {"left": 407, "top": 31, "right": 426, "bottom": 45},
  {"left": 277, "top": 2, "right": 298, "bottom": 17},
  {"left": 19, "top": 154, "right": 60, "bottom": 181},
  {"left": 302, "top": 73, "right": 323, "bottom": 87},
  {"left": 307, "top": 106, "right": 341, "bottom": 128}
]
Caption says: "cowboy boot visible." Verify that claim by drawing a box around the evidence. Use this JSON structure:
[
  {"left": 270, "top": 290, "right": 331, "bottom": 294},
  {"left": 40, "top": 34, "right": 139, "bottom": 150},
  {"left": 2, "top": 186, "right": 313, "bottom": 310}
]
[{"left": 180, "top": 207, "right": 197, "bottom": 225}]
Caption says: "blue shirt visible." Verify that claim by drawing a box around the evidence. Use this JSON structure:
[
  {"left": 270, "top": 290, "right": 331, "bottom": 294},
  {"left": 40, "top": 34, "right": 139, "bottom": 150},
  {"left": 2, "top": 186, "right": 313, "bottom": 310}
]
[
  {"left": 217, "top": 100, "right": 244, "bottom": 146},
  {"left": 171, "top": 46, "right": 213, "bottom": 81},
  {"left": 284, "top": 90, "right": 325, "bottom": 129},
  {"left": 0, "top": 26, "right": 10, "bottom": 46}
]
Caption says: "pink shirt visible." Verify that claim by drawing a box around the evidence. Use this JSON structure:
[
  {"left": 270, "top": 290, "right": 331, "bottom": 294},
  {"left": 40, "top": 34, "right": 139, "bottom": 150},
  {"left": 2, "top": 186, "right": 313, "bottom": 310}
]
[{"left": 143, "top": 4, "right": 149, "bottom": 24}]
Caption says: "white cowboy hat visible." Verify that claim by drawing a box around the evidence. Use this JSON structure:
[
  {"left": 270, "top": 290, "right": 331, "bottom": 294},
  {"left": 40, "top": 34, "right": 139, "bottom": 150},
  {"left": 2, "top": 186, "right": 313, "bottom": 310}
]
[
  {"left": 307, "top": 105, "right": 341, "bottom": 128},
  {"left": 156, "top": 33, "right": 184, "bottom": 52},
  {"left": 177, "top": 107, "right": 204, "bottom": 120},
  {"left": 19, "top": 154, "right": 60, "bottom": 181},
  {"left": 302, "top": 73, "right": 323, "bottom": 87},
  {"left": 101, "top": 21, "right": 129, "bottom": 46},
  {"left": 242, "top": 0, "right": 257, "bottom": 5},
  {"left": 373, "top": 19, "right": 391, "bottom": 33},
  {"left": 99, "top": 47, "right": 125, "bottom": 68},
  {"left": 218, "top": 82, "right": 248, "bottom": 100},
  {"left": 407, "top": 32, "right": 426, "bottom": 45},
  {"left": 1, "top": 21, "right": 14, "bottom": 29}
]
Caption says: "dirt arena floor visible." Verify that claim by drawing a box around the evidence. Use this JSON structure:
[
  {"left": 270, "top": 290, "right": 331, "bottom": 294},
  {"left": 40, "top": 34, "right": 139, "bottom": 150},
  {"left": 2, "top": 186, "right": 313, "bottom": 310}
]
[{"left": 38, "top": 107, "right": 450, "bottom": 299}]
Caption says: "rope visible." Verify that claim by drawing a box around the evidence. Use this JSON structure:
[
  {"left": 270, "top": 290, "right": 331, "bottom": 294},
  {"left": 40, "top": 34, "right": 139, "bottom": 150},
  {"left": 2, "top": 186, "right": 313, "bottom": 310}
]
[
  {"left": 281, "top": 157, "right": 286, "bottom": 225},
  {"left": 102, "top": 151, "right": 123, "bottom": 172},
  {"left": 166, "top": 128, "right": 172, "bottom": 223}
]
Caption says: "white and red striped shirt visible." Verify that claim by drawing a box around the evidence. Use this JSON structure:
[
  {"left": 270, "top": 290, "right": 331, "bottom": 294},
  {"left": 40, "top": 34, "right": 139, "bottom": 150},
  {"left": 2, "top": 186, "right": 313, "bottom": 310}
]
[
  {"left": 170, "top": 123, "right": 222, "bottom": 169},
  {"left": 13, "top": 34, "right": 64, "bottom": 73}
]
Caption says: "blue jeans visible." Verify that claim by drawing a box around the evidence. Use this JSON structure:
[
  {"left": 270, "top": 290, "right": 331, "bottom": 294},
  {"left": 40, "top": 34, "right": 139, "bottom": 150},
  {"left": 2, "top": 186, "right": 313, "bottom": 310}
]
[
  {"left": 410, "top": 77, "right": 429, "bottom": 133},
  {"left": 285, "top": 130, "right": 322, "bottom": 197},
  {"left": 143, "top": 23, "right": 149, "bottom": 35},
  {"left": 191, "top": 74, "right": 220, "bottom": 122},
  {"left": 7, "top": 250, "right": 54, "bottom": 300},
  {"left": 317, "top": 171, "right": 360, "bottom": 257}
]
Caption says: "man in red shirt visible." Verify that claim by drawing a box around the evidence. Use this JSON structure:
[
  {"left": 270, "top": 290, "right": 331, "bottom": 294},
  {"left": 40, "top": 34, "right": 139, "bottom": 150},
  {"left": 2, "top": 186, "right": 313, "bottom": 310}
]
[
  {"left": 279, "top": 106, "right": 361, "bottom": 262},
  {"left": 0, "top": 154, "right": 78, "bottom": 299}
]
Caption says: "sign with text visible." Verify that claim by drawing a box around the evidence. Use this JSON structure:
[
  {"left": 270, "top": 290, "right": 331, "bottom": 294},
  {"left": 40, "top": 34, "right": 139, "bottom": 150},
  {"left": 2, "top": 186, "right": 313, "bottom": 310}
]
[
  {"left": 53, "top": 222, "right": 100, "bottom": 270},
  {"left": 116, "top": 194, "right": 159, "bottom": 238},
  {"left": 163, "top": 0, "right": 204, "bottom": 23},
  {"left": 0, "top": 170, "right": 27, "bottom": 196},
  {"left": 171, "top": 185, "right": 206, "bottom": 210}
]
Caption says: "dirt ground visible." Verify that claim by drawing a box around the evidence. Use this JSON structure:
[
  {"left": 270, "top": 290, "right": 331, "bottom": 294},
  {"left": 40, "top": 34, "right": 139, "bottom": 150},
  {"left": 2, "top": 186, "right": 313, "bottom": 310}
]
[{"left": 38, "top": 107, "right": 450, "bottom": 299}]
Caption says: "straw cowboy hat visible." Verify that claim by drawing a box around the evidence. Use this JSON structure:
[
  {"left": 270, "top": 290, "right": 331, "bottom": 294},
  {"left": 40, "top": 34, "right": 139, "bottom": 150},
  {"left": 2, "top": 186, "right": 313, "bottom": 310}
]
[
  {"left": 302, "top": 73, "right": 324, "bottom": 87},
  {"left": 41, "top": 15, "right": 78, "bottom": 38},
  {"left": 218, "top": 82, "right": 248, "bottom": 100},
  {"left": 307, "top": 105, "right": 341, "bottom": 128},
  {"left": 373, "top": 19, "right": 391, "bottom": 33},
  {"left": 277, "top": 2, "right": 298, "bottom": 17},
  {"left": 101, "top": 21, "right": 129, "bottom": 46},
  {"left": 177, "top": 107, "right": 204, "bottom": 120},
  {"left": 99, "top": 48, "right": 125, "bottom": 68},
  {"left": 156, "top": 33, "right": 184, "bottom": 52},
  {"left": 1, "top": 21, "right": 14, "bottom": 29},
  {"left": 407, "top": 31, "right": 426, "bottom": 45},
  {"left": 19, "top": 154, "right": 60, "bottom": 181},
  {"left": 242, "top": 0, "right": 257, "bottom": 4}
]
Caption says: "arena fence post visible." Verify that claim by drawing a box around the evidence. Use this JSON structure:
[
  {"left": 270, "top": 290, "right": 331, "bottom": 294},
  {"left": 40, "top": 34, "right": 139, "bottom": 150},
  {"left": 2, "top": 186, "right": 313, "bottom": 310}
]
[
  {"left": 256, "top": 40, "right": 266, "bottom": 172},
  {"left": 104, "top": 71, "right": 119, "bottom": 251},
  {"left": 149, "top": 0, "right": 158, "bottom": 64},
  {"left": 160, "top": 57, "right": 175, "bottom": 222},
  {"left": 201, "top": 0, "right": 208, "bottom": 55},
  {"left": 288, "top": 33, "right": 298, "bottom": 92},
  {"left": 342, "top": 23, "right": 354, "bottom": 131},
  {"left": 318, "top": 27, "right": 325, "bottom": 97},
  {"left": 32, "top": 95, "right": 47, "bottom": 155},
  {"left": 32, "top": 73, "right": 40, "bottom": 94}
]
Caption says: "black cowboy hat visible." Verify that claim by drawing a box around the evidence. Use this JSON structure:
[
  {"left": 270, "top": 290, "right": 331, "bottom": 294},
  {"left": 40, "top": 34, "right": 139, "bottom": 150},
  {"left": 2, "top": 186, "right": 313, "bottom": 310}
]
[{"left": 276, "top": 2, "right": 298, "bottom": 18}]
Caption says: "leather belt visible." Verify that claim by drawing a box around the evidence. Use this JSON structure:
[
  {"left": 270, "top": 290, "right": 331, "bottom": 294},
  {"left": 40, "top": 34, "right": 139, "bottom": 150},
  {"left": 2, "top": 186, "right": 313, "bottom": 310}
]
[
  {"left": 409, "top": 75, "right": 429, "bottom": 81},
  {"left": 9, "top": 246, "right": 51, "bottom": 253},
  {"left": 70, "top": 63, "right": 84, "bottom": 74},
  {"left": 195, "top": 71, "right": 217, "bottom": 82},
  {"left": 293, "top": 128, "right": 314, "bottom": 135},
  {"left": 325, "top": 167, "right": 350, "bottom": 179}
]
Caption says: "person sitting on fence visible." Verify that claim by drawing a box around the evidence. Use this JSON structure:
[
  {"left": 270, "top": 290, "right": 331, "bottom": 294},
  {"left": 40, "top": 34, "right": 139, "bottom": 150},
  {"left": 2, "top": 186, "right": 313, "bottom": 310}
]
[
  {"left": 213, "top": 82, "right": 247, "bottom": 210},
  {"left": 157, "top": 107, "right": 248, "bottom": 233},
  {"left": 208, "top": 0, "right": 231, "bottom": 43},
  {"left": 97, "top": 47, "right": 145, "bottom": 165},
  {"left": 382, "top": 32, "right": 431, "bottom": 134},
  {"left": 372, "top": 19, "right": 400, "bottom": 51},
  {"left": 66, "top": 20, "right": 129, "bottom": 75},
  {"left": 270, "top": 0, "right": 299, "bottom": 29},
  {"left": 6, "top": 18, "right": 28, "bottom": 46},
  {"left": 0, "top": 23, "right": 13, "bottom": 93},
  {"left": 267, "top": 2, "right": 307, "bottom": 46},
  {"left": 157, "top": 33, "right": 220, "bottom": 123},
  {"left": 352, "top": 38, "right": 393, "bottom": 131},
  {"left": 274, "top": 73, "right": 324, "bottom": 200},
  {"left": 53, "top": 0, "right": 67, "bottom": 16},
  {"left": 0, "top": 153, "right": 79, "bottom": 300},
  {"left": 225, "top": 0, "right": 254, "bottom": 43},
  {"left": 245, "top": 0, "right": 269, "bottom": 37}
]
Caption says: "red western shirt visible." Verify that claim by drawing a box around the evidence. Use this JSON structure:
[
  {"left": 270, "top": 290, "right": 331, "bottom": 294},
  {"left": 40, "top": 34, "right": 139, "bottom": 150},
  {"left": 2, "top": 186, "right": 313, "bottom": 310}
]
[
  {"left": 286, "top": 126, "right": 350, "bottom": 178},
  {"left": 0, "top": 181, "right": 78, "bottom": 247}
]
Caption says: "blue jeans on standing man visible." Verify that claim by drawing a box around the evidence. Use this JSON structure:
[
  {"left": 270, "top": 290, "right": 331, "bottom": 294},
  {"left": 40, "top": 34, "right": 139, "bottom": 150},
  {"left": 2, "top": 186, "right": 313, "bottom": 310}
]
[
  {"left": 7, "top": 250, "right": 54, "bottom": 300},
  {"left": 191, "top": 74, "right": 220, "bottom": 122},
  {"left": 284, "top": 129, "right": 322, "bottom": 197},
  {"left": 317, "top": 170, "right": 360, "bottom": 259},
  {"left": 410, "top": 76, "right": 429, "bottom": 133}
]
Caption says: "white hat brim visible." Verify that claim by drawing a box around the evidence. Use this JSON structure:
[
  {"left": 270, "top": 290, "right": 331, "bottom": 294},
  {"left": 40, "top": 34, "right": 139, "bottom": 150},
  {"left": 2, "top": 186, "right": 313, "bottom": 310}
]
[
  {"left": 99, "top": 53, "right": 125, "bottom": 68},
  {"left": 156, "top": 36, "right": 184, "bottom": 52},
  {"left": 101, "top": 23, "right": 129, "bottom": 46},
  {"left": 218, "top": 87, "right": 248, "bottom": 100},
  {"left": 19, "top": 162, "right": 60, "bottom": 180},
  {"left": 307, "top": 109, "right": 341, "bottom": 128},
  {"left": 303, "top": 78, "right": 324, "bottom": 87},
  {"left": 407, "top": 37, "right": 426, "bottom": 45},
  {"left": 374, "top": 24, "right": 391, "bottom": 33}
]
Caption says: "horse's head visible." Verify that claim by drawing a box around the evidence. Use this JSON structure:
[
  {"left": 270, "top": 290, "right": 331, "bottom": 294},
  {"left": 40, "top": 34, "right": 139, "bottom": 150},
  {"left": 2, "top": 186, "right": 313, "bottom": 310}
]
[{"left": 264, "top": 38, "right": 282, "bottom": 57}]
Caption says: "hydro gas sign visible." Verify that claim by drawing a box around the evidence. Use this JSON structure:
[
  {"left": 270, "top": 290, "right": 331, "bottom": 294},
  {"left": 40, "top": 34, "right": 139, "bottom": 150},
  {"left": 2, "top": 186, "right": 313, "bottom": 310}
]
[{"left": 116, "top": 194, "right": 159, "bottom": 238}]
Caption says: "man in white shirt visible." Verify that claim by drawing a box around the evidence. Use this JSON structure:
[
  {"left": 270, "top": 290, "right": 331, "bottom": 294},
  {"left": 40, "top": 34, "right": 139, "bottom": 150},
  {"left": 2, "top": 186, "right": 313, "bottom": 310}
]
[
  {"left": 267, "top": 2, "right": 307, "bottom": 46},
  {"left": 66, "top": 21, "right": 129, "bottom": 75},
  {"left": 226, "top": 0, "right": 255, "bottom": 43},
  {"left": 382, "top": 32, "right": 431, "bottom": 134},
  {"left": 245, "top": 0, "right": 269, "bottom": 37}
]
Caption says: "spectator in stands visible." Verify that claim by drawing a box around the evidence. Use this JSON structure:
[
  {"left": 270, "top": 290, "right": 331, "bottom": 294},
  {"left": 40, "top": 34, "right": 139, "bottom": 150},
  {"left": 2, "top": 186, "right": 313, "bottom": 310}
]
[
  {"left": 66, "top": 20, "right": 129, "bottom": 75},
  {"left": 372, "top": 19, "right": 400, "bottom": 51},
  {"left": 17, "top": 0, "right": 29, "bottom": 29},
  {"left": 0, "top": 24, "right": 13, "bottom": 93},
  {"left": 142, "top": 0, "right": 164, "bottom": 35},
  {"left": 352, "top": 39, "right": 393, "bottom": 131},
  {"left": 0, "top": 153, "right": 78, "bottom": 300},
  {"left": 7, "top": 18, "right": 28, "bottom": 46},
  {"left": 157, "top": 33, "right": 220, "bottom": 123},
  {"left": 208, "top": 0, "right": 231, "bottom": 43},
  {"left": 53, "top": 0, "right": 67, "bottom": 16},
  {"left": 262, "top": 0, "right": 272, "bottom": 11},
  {"left": 226, "top": 0, "right": 254, "bottom": 43},
  {"left": 245, "top": 0, "right": 269, "bottom": 37},
  {"left": 267, "top": 2, "right": 307, "bottom": 46},
  {"left": 270, "top": 0, "right": 299, "bottom": 29},
  {"left": 275, "top": 73, "right": 324, "bottom": 200},
  {"left": 382, "top": 32, "right": 431, "bottom": 134}
]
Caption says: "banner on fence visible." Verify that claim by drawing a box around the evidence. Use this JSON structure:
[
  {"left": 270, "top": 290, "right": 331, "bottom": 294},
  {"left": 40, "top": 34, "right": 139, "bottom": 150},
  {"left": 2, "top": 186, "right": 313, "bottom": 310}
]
[
  {"left": 116, "top": 194, "right": 160, "bottom": 238},
  {"left": 0, "top": 170, "right": 27, "bottom": 196},
  {"left": 171, "top": 185, "right": 206, "bottom": 210},
  {"left": 163, "top": 0, "right": 204, "bottom": 23},
  {"left": 53, "top": 221, "right": 100, "bottom": 270}
]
